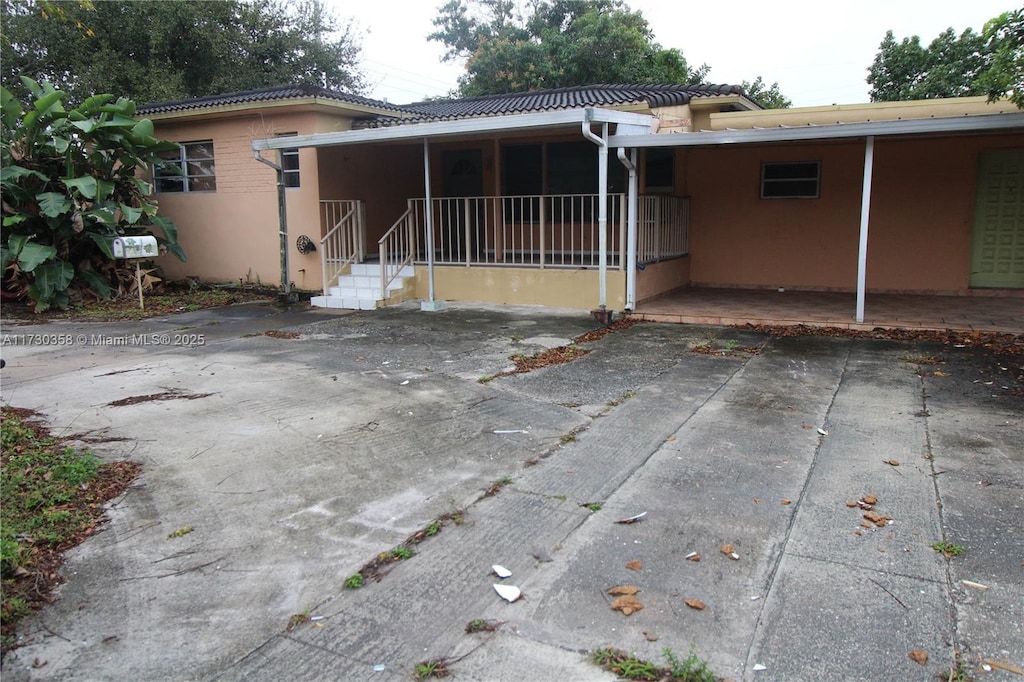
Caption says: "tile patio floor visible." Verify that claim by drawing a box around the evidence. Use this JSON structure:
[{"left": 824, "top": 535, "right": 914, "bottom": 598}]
[{"left": 631, "top": 288, "right": 1024, "bottom": 334}]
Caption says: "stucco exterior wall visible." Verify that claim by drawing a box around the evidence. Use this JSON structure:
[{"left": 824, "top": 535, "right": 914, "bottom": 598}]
[
  {"left": 317, "top": 143, "right": 426, "bottom": 245},
  {"left": 684, "top": 133, "right": 1024, "bottom": 294},
  {"left": 636, "top": 256, "right": 691, "bottom": 304},
  {"left": 152, "top": 111, "right": 329, "bottom": 291},
  {"left": 416, "top": 266, "right": 626, "bottom": 310}
]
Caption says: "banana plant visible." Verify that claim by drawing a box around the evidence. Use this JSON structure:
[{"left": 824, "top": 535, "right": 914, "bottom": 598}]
[{"left": 1, "top": 76, "right": 185, "bottom": 311}]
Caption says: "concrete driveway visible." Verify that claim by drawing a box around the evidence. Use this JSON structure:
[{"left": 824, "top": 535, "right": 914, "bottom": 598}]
[{"left": 1, "top": 301, "right": 1021, "bottom": 681}]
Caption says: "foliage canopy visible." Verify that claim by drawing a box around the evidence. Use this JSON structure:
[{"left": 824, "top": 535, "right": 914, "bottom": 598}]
[
  {"left": 429, "top": 0, "right": 788, "bottom": 108},
  {"left": 1, "top": 77, "right": 184, "bottom": 311},
  {"left": 868, "top": 9, "right": 1023, "bottom": 107},
  {"left": 0, "top": 0, "right": 366, "bottom": 104}
]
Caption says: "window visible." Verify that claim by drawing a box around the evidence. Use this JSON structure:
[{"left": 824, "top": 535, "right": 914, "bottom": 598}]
[
  {"left": 155, "top": 141, "right": 216, "bottom": 193},
  {"left": 644, "top": 148, "right": 674, "bottom": 193},
  {"left": 761, "top": 161, "right": 820, "bottom": 199},
  {"left": 279, "top": 133, "right": 300, "bottom": 188}
]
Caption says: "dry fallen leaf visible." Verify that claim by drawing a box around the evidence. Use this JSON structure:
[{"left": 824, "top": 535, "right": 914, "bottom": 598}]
[
  {"left": 846, "top": 501, "right": 859, "bottom": 508},
  {"left": 684, "top": 598, "right": 706, "bottom": 610},
  {"left": 862, "top": 495, "right": 878, "bottom": 505},
  {"left": 610, "top": 594, "right": 643, "bottom": 616},
  {"left": 642, "top": 630, "right": 659, "bottom": 642},
  {"left": 625, "top": 560, "right": 643, "bottom": 571},
  {"left": 607, "top": 585, "right": 640, "bottom": 596},
  {"left": 616, "top": 511, "right": 648, "bottom": 524},
  {"left": 720, "top": 544, "right": 735, "bottom": 555},
  {"left": 781, "top": 498, "right": 792, "bottom": 505},
  {"left": 933, "top": 370, "right": 948, "bottom": 377},
  {"left": 685, "top": 552, "right": 701, "bottom": 562},
  {"left": 884, "top": 459, "right": 900, "bottom": 467},
  {"left": 753, "top": 498, "right": 761, "bottom": 504},
  {"left": 908, "top": 650, "right": 928, "bottom": 665}
]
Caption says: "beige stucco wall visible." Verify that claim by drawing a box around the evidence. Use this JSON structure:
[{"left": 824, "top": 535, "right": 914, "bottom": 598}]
[
  {"left": 636, "top": 256, "right": 691, "bottom": 304},
  {"left": 152, "top": 111, "right": 330, "bottom": 291},
  {"left": 415, "top": 266, "right": 626, "bottom": 310},
  {"left": 683, "top": 133, "right": 1024, "bottom": 293}
]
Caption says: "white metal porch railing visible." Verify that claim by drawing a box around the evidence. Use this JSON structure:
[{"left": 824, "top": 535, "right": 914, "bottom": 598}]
[
  {"left": 377, "top": 203, "right": 418, "bottom": 295},
  {"left": 398, "top": 194, "right": 688, "bottom": 268},
  {"left": 638, "top": 195, "right": 689, "bottom": 264},
  {"left": 320, "top": 200, "right": 366, "bottom": 292}
]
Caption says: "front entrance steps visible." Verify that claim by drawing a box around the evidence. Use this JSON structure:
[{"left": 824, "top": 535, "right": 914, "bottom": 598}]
[{"left": 311, "top": 263, "right": 415, "bottom": 310}]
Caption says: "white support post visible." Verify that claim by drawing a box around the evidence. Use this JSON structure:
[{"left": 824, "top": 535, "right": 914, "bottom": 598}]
[
  {"left": 856, "top": 136, "right": 875, "bottom": 323},
  {"left": 421, "top": 138, "right": 444, "bottom": 311}
]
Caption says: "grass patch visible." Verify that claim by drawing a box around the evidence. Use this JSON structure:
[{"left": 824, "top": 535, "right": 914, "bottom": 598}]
[
  {"left": 931, "top": 541, "right": 967, "bottom": 558},
  {"left": 591, "top": 647, "right": 716, "bottom": 681},
  {"left": 1, "top": 406, "right": 139, "bottom": 652},
  {"left": 343, "top": 574, "right": 365, "bottom": 589},
  {"left": 2, "top": 286, "right": 270, "bottom": 322},
  {"left": 414, "top": 658, "right": 450, "bottom": 679}
]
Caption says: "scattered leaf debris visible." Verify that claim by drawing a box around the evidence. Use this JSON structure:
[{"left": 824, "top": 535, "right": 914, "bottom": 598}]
[
  {"left": 610, "top": 594, "right": 643, "bottom": 616},
  {"left": 625, "top": 560, "right": 643, "bottom": 571},
  {"left": 685, "top": 552, "right": 701, "bottom": 562},
  {"left": 607, "top": 585, "right": 641, "bottom": 596},
  {"left": 642, "top": 630, "right": 659, "bottom": 642},
  {"left": 884, "top": 459, "right": 900, "bottom": 467},
  {"left": 616, "top": 511, "right": 647, "bottom": 524},
  {"left": 908, "top": 650, "right": 928, "bottom": 665},
  {"left": 106, "top": 388, "right": 213, "bottom": 407},
  {"left": 684, "top": 598, "right": 707, "bottom": 610},
  {"left": 264, "top": 330, "right": 300, "bottom": 339}
]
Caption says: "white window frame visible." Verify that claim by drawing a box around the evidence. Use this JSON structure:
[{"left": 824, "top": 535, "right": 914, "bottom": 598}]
[
  {"left": 155, "top": 141, "right": 217, "bottom": 193},
  {"left": 278, "top": 133, "right": 300, "bottom": 188}
]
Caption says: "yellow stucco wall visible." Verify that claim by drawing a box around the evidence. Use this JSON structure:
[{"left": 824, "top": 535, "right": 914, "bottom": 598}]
[
  {"left": 152, "top": 111, "right": 328, "bottom": 290},
  {"left": 636, "top": 257, "right": 691, "bottom": 303},
  {"left": 414, "top": 266, "right": 626, "bottom": 310}
]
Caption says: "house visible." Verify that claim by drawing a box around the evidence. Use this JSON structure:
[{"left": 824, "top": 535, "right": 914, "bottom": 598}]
[{"left": 138, "top": 83, "right": 1024, "bottom": 321}]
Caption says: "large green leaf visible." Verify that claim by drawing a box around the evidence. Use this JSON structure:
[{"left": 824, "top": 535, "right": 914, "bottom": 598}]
[
  {"left": 118, "top": 203, "right": 143, "bottom": 224},
  {"left": 33, "top": 90, "right": 65, "bottom": 118},
  {"left": 0, "top": 165, "right": 48, "bottom": 185},
  {"left": 130, "top": 119, "right": 154, "bottom": 140},
  {"left": 17, "top": 241, "right": 57, "bottom": 272},
  {"left": 36, "top": 192, "right": 72, "bottom": 218},
  {"left": 86, "top": 231, "right": 115, "bottom": 259},
  {"left": 32, "top": 259, "right": 74, "bottom": 293},
  {"left": 63, "top": 175, "right": 98, "bottom": 199},
  {"left": 75, "top": 268, "right": 112, "bottom": 298}
]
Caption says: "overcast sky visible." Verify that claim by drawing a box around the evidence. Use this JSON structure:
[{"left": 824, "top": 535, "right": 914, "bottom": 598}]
[{"left": 328, "top": 0, "right": 1015, "bottom": 107}]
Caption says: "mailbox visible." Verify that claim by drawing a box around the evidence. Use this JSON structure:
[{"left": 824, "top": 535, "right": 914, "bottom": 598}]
[{"left": 112, "top": 236, "right": 159, "bottom": 259}]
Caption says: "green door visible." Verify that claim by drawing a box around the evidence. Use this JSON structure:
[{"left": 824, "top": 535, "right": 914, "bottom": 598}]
[{"left": 970, "top": 149, "right": 1024, "bottom": 288}]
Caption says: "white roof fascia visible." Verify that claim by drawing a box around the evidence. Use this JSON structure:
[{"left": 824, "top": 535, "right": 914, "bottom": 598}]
[
  {"left": 607, "top": 112, "right": 1024, "bottom": 148},
  {"left": 252, "top": 107, "right": 657, "bottom": 151}
]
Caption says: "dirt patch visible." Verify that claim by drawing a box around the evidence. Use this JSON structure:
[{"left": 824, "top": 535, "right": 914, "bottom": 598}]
[{"left": 106, "top": 389, "right": 214, "bottom": 407}]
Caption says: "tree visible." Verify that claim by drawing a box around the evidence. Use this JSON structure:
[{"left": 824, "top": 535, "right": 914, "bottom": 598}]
[
  {"left": 979, "top": 9, "right": 1024, "bottom": 107},
  {"left": 741, "top": 77, "right": 791, "bottom": 109},
  {"left": 1, "top": 78, "right": 185, "bottom": 311},
  {"left": 867, "top": 26, "right": 991, "bottom": 101},
  {"left": 0, "top": 0, "right": 367, "bottom": 104},
  {"left": 429, "top": 0, "right": 710, "bottom": 97}
]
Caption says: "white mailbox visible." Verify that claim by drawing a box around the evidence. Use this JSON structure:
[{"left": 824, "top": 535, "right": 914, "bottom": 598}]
[{"left": 112, "top": 236, "right": 159, "bottom": 259}]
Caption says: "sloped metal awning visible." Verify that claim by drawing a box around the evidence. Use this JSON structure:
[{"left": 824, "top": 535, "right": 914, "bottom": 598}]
[
  {"left": 251, "top": 107, "right": 658, "bottom": 151},
  {"left": 611, "top": 111, "right": 1024, "bottom": 323}
]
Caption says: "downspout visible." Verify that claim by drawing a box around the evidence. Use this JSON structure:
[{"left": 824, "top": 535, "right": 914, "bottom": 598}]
[
  {"left": 253, "top": 150, "right": 291, "bottom": 297},
  {"left": 856, "top": 136, "right": 875, "bottom": 323},
  {"left": 617, "top": 147, "right": 638, "bottom": 310},
  {"left": 581, "top": 111, "right": 609, "bottom": 312}
]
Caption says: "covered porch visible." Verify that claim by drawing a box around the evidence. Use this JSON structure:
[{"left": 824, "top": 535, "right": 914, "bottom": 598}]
[{"left": 633, "top": 288, "right": 1024, "bottom": 333}]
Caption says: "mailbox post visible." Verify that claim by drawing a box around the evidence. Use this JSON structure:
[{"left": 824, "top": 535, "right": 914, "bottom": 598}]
[{"left": 112, "top": 236, "right": 159, "bottom": 311}]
